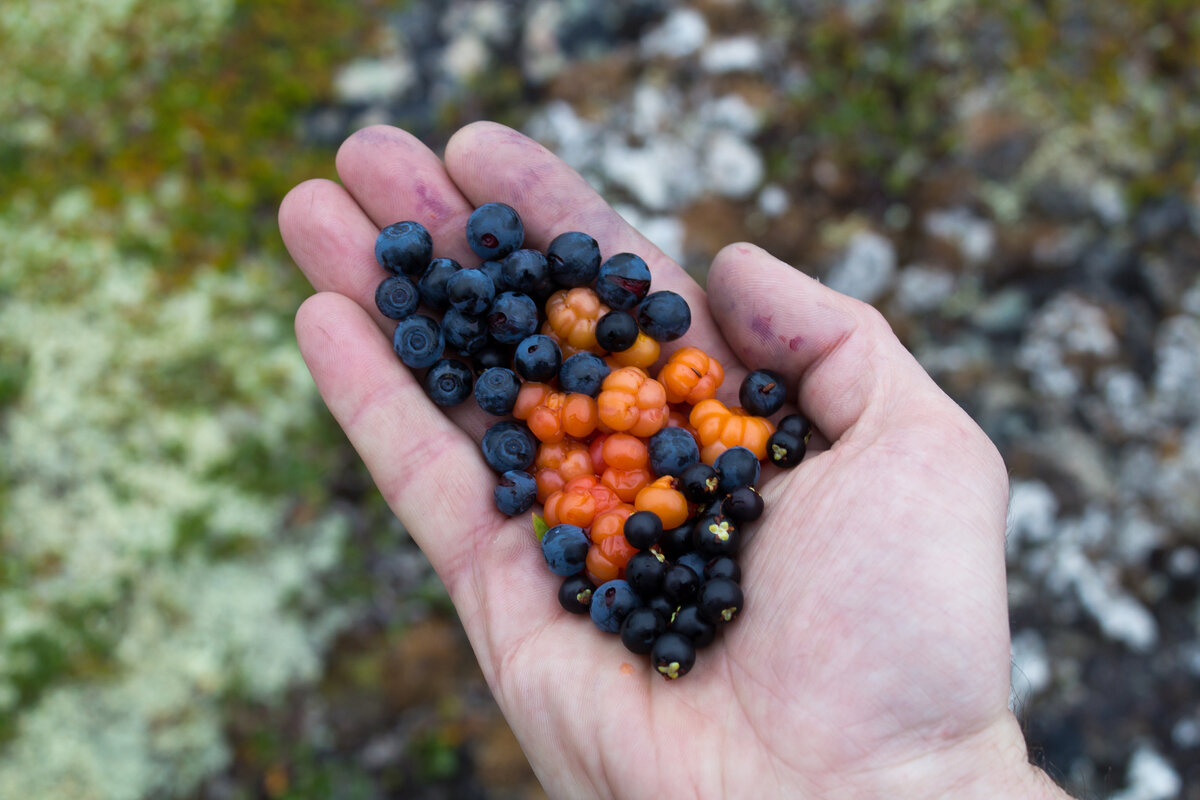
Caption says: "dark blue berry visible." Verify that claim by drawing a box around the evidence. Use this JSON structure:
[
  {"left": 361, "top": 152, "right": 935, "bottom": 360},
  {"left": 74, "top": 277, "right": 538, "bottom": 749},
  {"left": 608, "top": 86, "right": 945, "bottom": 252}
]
[
  {"left": 714, "top": 446, "right": 761, "bottom": 495},
  {"left": 392, "top": 315, "right": 445, "bottom": 369},
  {"left": 474, "top": 367, "right": 521, "bottom": 416},
  {"left": 636, "top": 290, "right": 691, "bottom": 342},
  {"left": 558, "top": 574, "right": 595, "bottom": 614},
  {"left": 542, "top": 524, "right": 590, "bottom": 577},
  {"left": 487, "top": 291, "right": 539, "bottom": 344},
  {"left": 625, "top": 550, "right": 667, "bottom": 598},
  {"left": 767, "top": 429, "right": 805, "bottom": 468},
  {"left": 494, "top": 470, "right": 537, "bottom": 516},
  {"left": 472, "top": 342, "right": 512, "bottom": 373},
  {"left": 679, "top": 462, "right": 719, "bottom": 505},
  {"left": 479, "top": 259, "right": 507, "bottom": 292},
  {"left": 778, "top": 413, "right": 813, "bottom": 443},
  {"left": 466, "top": 202, "right": 524, "bottom": 260},
  {"left": 423, "top": 358, "right": 473, "bottom": 406},
  {"left": 620, "top": 607, "right": 666, "bottom": 655},
  {"left": 704, "top": 556, "right": 741, "bottom": 583},
  {"left": 623, "top": 510, "right": 663, "bottom": 550},
  {"left": 481, "top": 421, "right": 537, "bottom": 473},
  {"left": 676, "top": 552, "right": 709, "bottom": 580},
  {"left": 739, "top": 369, "right": 787, "bottom": 417},
  {"left": 722, "top": 485, "right": 763, "bottom": 523},
  {"left": 590, "top": 579, "right": 641, "bottom": 633},
  {"left": 647, "top": 427, "right": 700, "bottom": 478},
  {"left": 651, "top": 632, "right": 696, "bottom": 680},
  {"left": 375, "top": 221, "right": 433, "bottom": 277},
  {"left": 513, "top": 334, "right": 562, "bottom": 382},
  {"left": 594, "top": 310, "right": 639, "bottom": 353},
  {"left": 669, "top": 605, "right": 716, "bottom": 648},
  {"left": 442, "top": 308, "right": 489, "bottom": 356},
  {"left": 662, "top": 563, "right": 700, "bottom": 605},
  {"left": 698, "top": 578, "right": 743, "bottom": 624},
  {"left": 418, "top": 258, "right": 463, "bottom": 312},
  {"left": 501, "top": 249, "right": 551, "bottom": 297},
  {"left": 375, "top": 275, "right": 421, "bottom": 320},
  {"left": 692, "top": 512, "right": 740, "bottom": 556},
  {"left": 557, "top": 352, "right": 609, "bottom": 396},
  {"left": 546, "top": 231, "right": 601, "bottom": 288},
  {"left": 446, "top": 268, "right": 496, "bottom": 315},
  {"left": 595, "top": 253, "right": 651, "bottom": 310}
]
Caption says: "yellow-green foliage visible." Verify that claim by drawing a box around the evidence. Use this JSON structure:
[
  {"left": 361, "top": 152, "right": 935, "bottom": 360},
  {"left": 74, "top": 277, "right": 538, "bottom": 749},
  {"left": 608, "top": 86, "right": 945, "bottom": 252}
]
[{"left": 0, "top": 0, "right": 382, "bottom": 796}]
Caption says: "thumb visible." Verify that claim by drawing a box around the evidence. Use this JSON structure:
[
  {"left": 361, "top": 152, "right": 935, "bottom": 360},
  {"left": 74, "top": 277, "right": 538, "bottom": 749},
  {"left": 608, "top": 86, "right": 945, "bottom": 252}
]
[{"left": 707, "top": 242, "right": 943, "bottom": 443}]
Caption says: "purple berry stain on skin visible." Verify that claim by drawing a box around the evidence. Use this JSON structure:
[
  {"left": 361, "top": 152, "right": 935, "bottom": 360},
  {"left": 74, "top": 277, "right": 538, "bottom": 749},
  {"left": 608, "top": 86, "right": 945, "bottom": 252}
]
[
  {"left": 788, "top": 335, "right": 803, "bottom": 351},
  {"left": 751, "top": 314, "right": 773, "bottom": 340},
  {"left": 414, "top": 181, "right": 452, "bottom": 221}
]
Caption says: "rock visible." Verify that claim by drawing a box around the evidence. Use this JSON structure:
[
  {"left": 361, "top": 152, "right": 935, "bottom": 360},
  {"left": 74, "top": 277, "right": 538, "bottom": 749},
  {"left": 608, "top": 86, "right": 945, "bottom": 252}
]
[
  {"left": 1010, "top": 629, "right": 1052, "bottom": 711},
  {"left": 1152, "top": 315, "right": 1200, "bottom": 423},
  {"left": 333, "top": 57, "right": 415, "bottom": 105},
  {"left": 894, "top": 264, "right": 956, "bottom": 314},
  {"left": 699, "top": 36, "right": 763, "bottom": 74},
  {"left": 703, "top": 130, "right": 764, "bottom": 200},
  {"left": 1007, "top": 480, "right": 1059, "bottom": 554},
  {"left": 923, "top": 207, "right": 996, "bottom": 265},
  {"left": 824, "top": 230, "right": 896, "bottom": 304},
  {"left": 1110, "top": 744, "right": 1182, "bottom": 800},
  {"left": 757, "top": 184, "right": 788, "bottom": 218},
  {"left": 601, "top": 136, "right": 700, "bottom": 211},
  {"left": 640, "top": 7, "right": 707, "bottom": 58}
]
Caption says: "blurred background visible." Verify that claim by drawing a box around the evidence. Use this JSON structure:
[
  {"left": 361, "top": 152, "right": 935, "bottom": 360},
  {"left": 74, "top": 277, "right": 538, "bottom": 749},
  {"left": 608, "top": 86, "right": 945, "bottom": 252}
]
[{"left": 1, "top": 0, "right": 1197, "bottom": 797}]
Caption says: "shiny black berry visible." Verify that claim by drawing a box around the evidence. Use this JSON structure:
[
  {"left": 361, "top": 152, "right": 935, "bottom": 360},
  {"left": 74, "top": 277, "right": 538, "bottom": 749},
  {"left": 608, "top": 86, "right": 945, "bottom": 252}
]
[
  {"left": 625, "top": 550, "right": 667, "bottom": 599},
  {"left": 669, "top": 605, "right": 716, "bottom": 648},
  {"left": 651, "top": 632, "right": 696, "bottom": 680},
  {"left": 646, "top": 593, "right": 677, "bottom": 622},
  {"left": 722, "top": 486, "right": 764, "bottom": 523},
  {"left": 693, "top": 512, "right": 740, "bottom": 556},
  {"left": 558, "top": 574, "right": 595, "bottom": 614},
  {"left": 658, "top": 522, "right": 694, "bottom": 560},
  {"left": 620, "top": 607, "right": 666, "bottom": 655},
  {"left": 595, "top": 310, "right": 639, "bottom": 353},
  {"left": 623, "top": 511, "right": 663, "bottom": 550},
  {"left": 662, "top": 563, "right": 700, "bottom": 605},
  {"left": 698, "top": 578, "right": 743, "bottom": 624},
  {"left": 778, "top": 413, "right": 813, "bottom": 443},
  {"left": 714, "top": 446, "right": 761, "bottom": 495},
  {"left": 767, "top": 429, "right": 805, "bottom": 468},
  {"left": 704, "top": 556, "right": 741, "bottom": 583},
  {"left": 679, "top": 462, "right": 719, "bottom": 505}
]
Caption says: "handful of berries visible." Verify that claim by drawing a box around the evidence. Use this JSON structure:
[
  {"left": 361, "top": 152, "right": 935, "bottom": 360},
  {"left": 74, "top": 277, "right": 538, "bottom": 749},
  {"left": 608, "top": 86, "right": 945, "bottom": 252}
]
[{"left": 373, "top": 203, "right": 812, "bottom": 680}]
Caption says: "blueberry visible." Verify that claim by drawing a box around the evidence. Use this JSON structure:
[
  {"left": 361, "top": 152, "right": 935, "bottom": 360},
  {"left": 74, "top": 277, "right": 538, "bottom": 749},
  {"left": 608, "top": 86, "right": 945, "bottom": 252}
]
[
  {"left": 595, "top": 253, "right": 651, "bottom": 310},
  {"left": 692, "top": 512, "right": 740, "bottom": 556},
  {"left": 679, "top": 462, "right": 719, "bottom": 505},
  {"left": 739, "top": 369, "right": 787, "bottom": 417},
  {"left": 698, "top": 578, "right": 743, "bottom": 624},
  {"left": 501, "top": 249, "right": 551, "bottom": 297},
  {"left": 446, "top": 268, "right": 496, "bottom": 315},
  {"left": 636, "top": 290, "right": 691, "bottom": 342},
  {"left": 651, "top": 632, "right": 696, "bottom": 680},
  {"left": 375, "top": 275, "right": 421, "bottom": 320},
  {"left": 494, "top": 470, "right": 537, "bottom": 516},
  {"left": 375, "top": 220, "right": 433, "bottom": 277},
  {"left": 778, "top": 412, "right": 814, "bottom": 443},
  {"left": 479, "top": 259, "right": 507, "bottom": 292},
  {"left": 558, "top": 574, "right": 595, "bottom": 614},
  {"left": 623, "top": 510, "right": 663, "bottom": 550},
  {"left": 594, "top": 310, "right": 639, "bottom": 352},
  {"left": 392, "top": 315, "right": 445, "bottom": 369},
  {"left": 590, "top": 579, "right": 641, "bottom": 633},
  {"left": 722, "top": 485, "right": 764, "bottom": 523},
  {"left": 423, "top": 358, "right": 473, "bottom": 407},
  {"left": 418, "top": 258, "right": 463, "bottom": 312},
  {"left": 442, "top": 308, "right": 489, "bottom": 356},
  {"left": 474, "top": 367, "right": 522, "bottom": 416},
  {"left": 767, "top": 429, "right": 805, "bottom": 468},
  {"left": 466, "top": 202, "right": 524, "bottom": 260},
  {"left": 714, "top": 446, "right": 761, "bottom": 495},
  {"left": 676, "top": 551, "right": 709, "bottom": 580},
  {"left": 704, "top": 556, "right": 741, "bottom": 583},
  {"left": 558, "top": 352, "right": 609, "bottom": 396},
  {"left": 481, "top": 421, "right": 537, "bottom": 472},
  {"left": 487, "top": 291, "right": 539, "bottom": 344},
  {"left": 669, "top": 605, "right": 716, "bottom": 648},
  {"left": 662, "top": 563, "right": 701, "bottom": 605},
  {"left": 620, "top": 607, "right": 666, "bottom": 655},
  {"left": 546, "top": 231, "right": 601, "bottom": 288},
  {"left": 472, "top": 342, "right": 512, "bottom": 373},
  {"left": 647, "top": 427, "right": 700, "bottom": 478},
  {"left": 541, "top": 524, "right": 590, "bottom": 576},
  {"left": 513, "top": 334, "right": 563, "bottom": 382},
  {"left": 625, "top": 549, "right": 667, "bottom": 598}
]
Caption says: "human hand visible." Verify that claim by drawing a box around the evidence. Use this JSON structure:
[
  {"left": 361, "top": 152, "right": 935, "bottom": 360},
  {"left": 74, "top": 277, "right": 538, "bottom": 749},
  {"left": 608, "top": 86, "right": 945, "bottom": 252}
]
[{"left": 279, "top": 122, "right": 1070, "bottom": 799}]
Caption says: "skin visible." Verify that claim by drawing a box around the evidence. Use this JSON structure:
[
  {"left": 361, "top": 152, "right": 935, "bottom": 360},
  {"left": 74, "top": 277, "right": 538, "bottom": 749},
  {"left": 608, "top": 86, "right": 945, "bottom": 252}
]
[{"left": 279, "top": 122, "right": 1074, "bottom": 799}]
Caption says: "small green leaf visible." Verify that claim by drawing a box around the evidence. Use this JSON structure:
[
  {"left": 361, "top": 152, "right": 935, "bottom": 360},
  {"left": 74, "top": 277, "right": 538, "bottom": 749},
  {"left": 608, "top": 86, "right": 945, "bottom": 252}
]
[{"left": 532, "top": 513, "right": 548, "bottom": 542}]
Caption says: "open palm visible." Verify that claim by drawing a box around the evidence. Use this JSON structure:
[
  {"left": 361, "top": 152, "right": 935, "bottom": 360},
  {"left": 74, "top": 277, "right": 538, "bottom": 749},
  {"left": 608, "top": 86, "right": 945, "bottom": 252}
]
[{"left": 280, "top": 122, "right": 1065, "bottom": 799}]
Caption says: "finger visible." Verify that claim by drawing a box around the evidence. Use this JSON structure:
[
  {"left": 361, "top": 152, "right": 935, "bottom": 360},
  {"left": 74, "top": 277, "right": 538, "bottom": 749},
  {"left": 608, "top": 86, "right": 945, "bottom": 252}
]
[
  {"left": 294, "top": 291, "right": 511, "bottom": 594},
  {"left": 279, "top": 178, "right": 397, "bottom": 331},
  {"left": 707, "top": 242, "right": 946, "bottom": 441},
  {"left": 334, "top": 125, "right": 479, "bottom": 268},
  {"left": 442, "top": 121, "right": 744, "bottom": 382}
]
